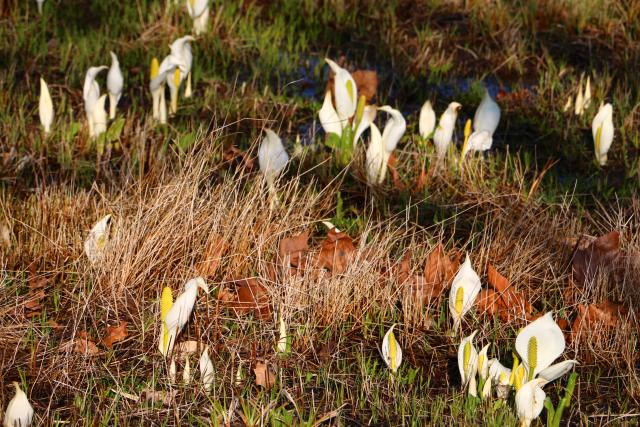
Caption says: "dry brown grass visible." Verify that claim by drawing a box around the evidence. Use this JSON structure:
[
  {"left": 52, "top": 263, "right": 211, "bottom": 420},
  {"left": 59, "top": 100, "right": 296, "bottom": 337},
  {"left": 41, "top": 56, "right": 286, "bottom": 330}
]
[{"left": 2, "top": 138, "right": 639, "bottom": 423}]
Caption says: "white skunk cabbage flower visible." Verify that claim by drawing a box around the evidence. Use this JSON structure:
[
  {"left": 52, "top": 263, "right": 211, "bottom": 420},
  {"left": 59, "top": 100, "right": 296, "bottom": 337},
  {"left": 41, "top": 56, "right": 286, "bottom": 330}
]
[
  {"left": 461, "top": 130, "right": 492, "bottom": 160},
  {"left": 319, "top": 90, "right": 345, "bottom": 137},
  {"left": 592, "top": 103, "right": 614, "bottom": 166},
  {"left": 277, "top": 314, "right": 288, "bottom": 354},
  {"left": 366, "top": 123, "right": 386, "bottom": 185},
  {"left": 538, "top": 359, "right": 578, "bottom": 383},
  {"left": 149, "top": 58, "right": 162, "bottom": 121},
  {"left": 488, "top": 358, "right": 512, "bottom": 399},
  {"left": 166, "top": 36, "right": 195, "bottom": 112},
  {"left": 473, "top": 89, "right": 500, "bottom": 136},
  {"left": 419, "top": 100, "right": 436, "bottom": 140},
  {"left": 84, "top": 214, "right": 112, "bottom": 264},
  {"left": 366, "top": 106, "right": 405, "bottom": 186},
  {"left": 325, "top": 58, "right": 357, "bottom": 121},
  {"left": 258, "top": 128, "right": 289, "bottom": 187},
  {"left": 433, "top": 102, "right": 461, "bottom": 159},
  {"left": 168, "top": 358, "right": 177, "bottom": 383},
  {"left": 91, "top": 94, "right": 108, "bottom": 138},
  {"left": 319, "top": 58, "right": 374, "bottom": 149},
  {"left": 38, "top": 78, "right": 54, "bottom": 134},
  {"left": 151, "top": 54, "right": 187, "bottom": 123},
  {"left": 187, "top": 0, "right": 209, "bottom": 35},
  {"left": 107, "top": 52, "right": 124, "bottom": 120},
  {"left": 477, "top": 343, "right": 490, "bottom": 381},
  {"left": 481, "top": 375, "right": 492, "bottom": 399},
  {"left": 379, "top": 105, "right": 406, "bottom": 153},
  {"left": 448, "top": 254, "right": 481, "bottom": 329},
  {"left": 183, "top": 355, "right": 191, "bottom": 384},
  {"left": 515, "top": 312, "right": 565, "bottom": 382},
  {"left": 574, "top": 75, "right": 592, "bottom": 116},
  {"left": 83, "top": 66, "right": 107, "bottom": 137},
  {"left": 457, "top": 330, "right": 479, "bottom": 396},
  {"left": 199, "top": 345, "right": 214, "bottom": 392},
  {"left": 36, "top": 0, "right": 45, "bottom": 14},
  {"left": 3, "top": 382, "right": 34, "bottom": 427},
  {"left": 381, "top": 324, "right": 402, "bottom": 373},
  {"left": 515, "top": 378, "right": 548, "bottom": 427},
  {"left": 159, "top": 277, "right": 209, "bottom": 356}
]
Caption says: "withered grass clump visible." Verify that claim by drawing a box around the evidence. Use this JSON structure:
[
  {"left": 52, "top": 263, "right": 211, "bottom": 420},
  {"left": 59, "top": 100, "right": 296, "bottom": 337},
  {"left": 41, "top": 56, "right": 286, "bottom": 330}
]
[{"left": 1, "top": 145, "right": 638, "bottom": 423}]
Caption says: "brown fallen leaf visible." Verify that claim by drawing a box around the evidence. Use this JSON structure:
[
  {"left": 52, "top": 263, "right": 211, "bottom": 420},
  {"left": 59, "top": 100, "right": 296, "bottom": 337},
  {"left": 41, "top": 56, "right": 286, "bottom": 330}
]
[
  {"left": 395, "top": 251, "right": 413, "bottom": 285},
  {"left": 477, "top": 289, "right": 504, "bottom": 317},
  {"left": 73, "top": 332, "right": 100, "bottom": 356},
  {"left": 317, "top": 228, "right": 356, "bottom": 274},
  {"left": 198, "top": 233, "right": 229, "bottom": 277},
  {"left": 572, "top": 231, "right": 620, "bottom": 287},
  {"left": 279, "top": 230, "right": 309, "bottom": 267},
  {"left": 351, "top": 70, "right": 378, "bottom": 102},
  {"left": 253, "top": 362, "right": 276, "bottom": 388},
  {"left": 423, "top": 244, "right": 461, "bottom": 289},
  {"left": 102, "top": 321, "right": 129, "bottom": 349},
  {"left": 571, "top": 300, "right": 627, "bottom": 341},
  {"left": 486, "top": 264, "right": 533, "bottom": 319},
  {"left": 224, "top": 278, "right": 271, "bottom": 320}
]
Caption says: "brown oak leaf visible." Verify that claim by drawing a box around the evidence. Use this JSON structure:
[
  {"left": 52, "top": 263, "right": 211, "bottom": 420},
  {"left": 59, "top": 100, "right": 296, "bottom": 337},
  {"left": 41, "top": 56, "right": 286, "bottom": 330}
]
[
  {"left": 317, "top": 228, "right": 356, "bottom": 274},
  {"left": 279, "top": 230, "right": 309, "bottom": 268},
  {"left": 102, "top": 321, "right": 129, "bottom": 349},
  {"left": 224, "top": 278, "right": 271, "bottom": 320}
]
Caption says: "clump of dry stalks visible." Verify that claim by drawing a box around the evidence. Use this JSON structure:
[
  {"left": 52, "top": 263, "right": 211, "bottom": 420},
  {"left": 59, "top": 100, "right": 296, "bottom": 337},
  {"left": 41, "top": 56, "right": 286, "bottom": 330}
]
[{"left": 1, "top": 139, "right": 639, "bottom": 422}]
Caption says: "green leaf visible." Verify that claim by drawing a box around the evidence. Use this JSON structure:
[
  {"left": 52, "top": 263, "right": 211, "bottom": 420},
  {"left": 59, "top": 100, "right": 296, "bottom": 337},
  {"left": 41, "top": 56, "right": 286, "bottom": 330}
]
[
  {"left": 325, "top": 132, "right": 341, "bottom": 150},
  {"left": 106, "top": 117, "right": 125, "bottom": 143}
]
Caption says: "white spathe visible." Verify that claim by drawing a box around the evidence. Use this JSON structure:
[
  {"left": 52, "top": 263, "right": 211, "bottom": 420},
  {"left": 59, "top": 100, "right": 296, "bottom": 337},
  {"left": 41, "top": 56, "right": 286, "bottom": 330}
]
[
  {"left": 379, "top": 105, "right": 406, "bottom": 153},
  {"left": 515, "top": 312, "right": 565, "bottom": 380},
  {"left": 457, "top": 330, "right": 479, "bottom": 396},
  {"left": 38, "top": 78, "right": 54, "bottom": 134},
  {"left": 433, "top": 102, "right": 461, "bottom": 159},
  {"left": 461, "top": 130, "right": 492, "bottom": 159},
  {"left": 199, "top": 345, "right": 214, "bottom": 392},
  {"left": 365, "top": 123, "right": 386, "bottom": 185},
  {"left": 592, "top": 103, "right": 614, "bottom": 166},
  {"left": 325, "top": 58, "right": 357, "bottom": 122},
  {"left": 92, "top": 94, "right": 108, "bottom": 138},
  {"left": 473, "top": 89, "right": 501, "bottom": 135},
  {"left": 318, "top": 90, "right": 345, "bottom": 137},
  {"left": 3, "top": 382, "right": 34, "bottom": 427},
  {"left": 538, "top": 360, "right": 578, "bottom": 383},
  {"left": 258, "top": 128, "right": 289, "bottom": 186},
  {"left": 488, "top": 358, "right": 512, "bottom": 399},
  {"left": 381, "top": 324, "right": 402, "bottom": 373},
  {"left": 419, "top": 100, "right": 436, "bottom": 140},
  {"left": 187, "top": 0, "right": 209, "bottom": 35},
  {"left": 107, "top": 51, "right": 124, "bottom": 120},
  {"left": 36, "top": 0, "right": 45, "bottom": 14},
  {"left": 515, "top": 378, "right": 547, "bottom": 427},
  {"left": 84, "top": 214, "right": 112, "bottom": 264},
  {"left": 161, "top": 277, "right": 209, "bottom": 356},
  {"left": 277, "top": 315, "right": 288, "bottom": 354},
  {"left": 166, "top": 36, "right": 195, "bottom": 112},
  {"left": 448, "top": 254, "right": 481, "bottom": 328},
  {"left": 83, "top": 66, "right": 107, "bottom": 136},
  {"left": 477, "top": 343, "right": 490, "bottom": 381},
  {"left": 353, "top": 105, "right": 377, "bottom": 146}
]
